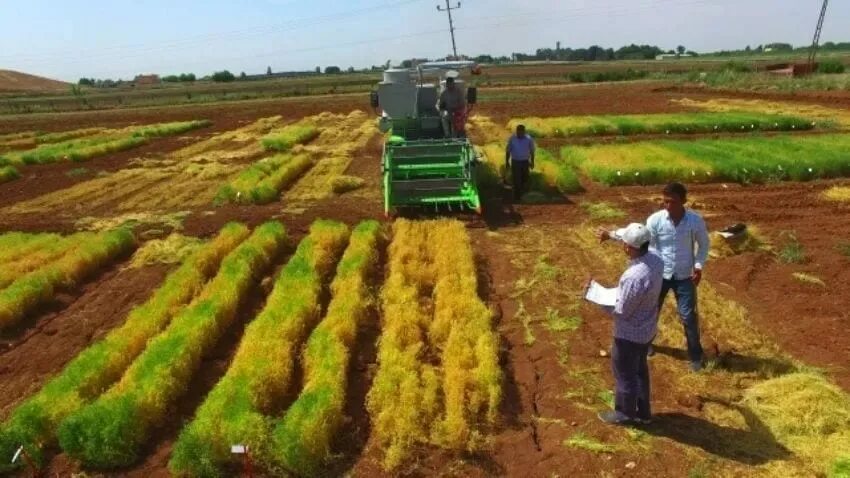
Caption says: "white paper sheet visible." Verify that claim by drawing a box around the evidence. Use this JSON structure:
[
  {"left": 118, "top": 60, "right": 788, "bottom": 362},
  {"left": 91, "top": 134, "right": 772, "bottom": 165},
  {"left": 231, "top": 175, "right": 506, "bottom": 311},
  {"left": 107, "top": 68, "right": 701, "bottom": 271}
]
[{"left": 584, "top": 280, "right": 618, "bottom": 307}]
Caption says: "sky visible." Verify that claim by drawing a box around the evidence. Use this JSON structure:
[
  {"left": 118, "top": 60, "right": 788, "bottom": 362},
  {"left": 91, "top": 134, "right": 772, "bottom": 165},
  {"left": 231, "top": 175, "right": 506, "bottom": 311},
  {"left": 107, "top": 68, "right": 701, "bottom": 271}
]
[{"left": 0, "top": 0, "right": 847, "bottom": 82}]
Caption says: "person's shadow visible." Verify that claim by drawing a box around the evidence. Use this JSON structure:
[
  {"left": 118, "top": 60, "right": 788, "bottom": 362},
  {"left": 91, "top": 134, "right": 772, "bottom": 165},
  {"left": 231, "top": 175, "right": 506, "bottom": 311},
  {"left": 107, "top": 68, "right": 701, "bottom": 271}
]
[{"left": 641, "top": 397, "right": 790, "bottom": 465}]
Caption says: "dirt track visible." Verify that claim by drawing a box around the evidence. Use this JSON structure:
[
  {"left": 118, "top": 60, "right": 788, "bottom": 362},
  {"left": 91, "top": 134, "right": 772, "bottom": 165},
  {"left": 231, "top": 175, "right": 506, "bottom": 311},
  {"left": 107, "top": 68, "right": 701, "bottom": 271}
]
[{"left": 0, "top": 81, "right": 849, "bottom": 476}]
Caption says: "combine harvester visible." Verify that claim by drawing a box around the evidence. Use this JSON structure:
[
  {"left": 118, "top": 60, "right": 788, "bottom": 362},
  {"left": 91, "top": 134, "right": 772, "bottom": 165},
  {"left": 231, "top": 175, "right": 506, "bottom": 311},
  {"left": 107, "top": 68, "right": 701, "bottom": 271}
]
[{"left": 370, "top": 61, "right": 482, "bottom": 217}]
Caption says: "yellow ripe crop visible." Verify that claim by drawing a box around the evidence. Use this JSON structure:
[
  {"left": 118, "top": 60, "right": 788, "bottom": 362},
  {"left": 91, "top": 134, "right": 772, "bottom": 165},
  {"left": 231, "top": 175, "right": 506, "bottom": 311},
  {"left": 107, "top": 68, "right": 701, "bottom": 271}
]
[{"left": 369, "top": 219, "right": 501, "bottom": 470}]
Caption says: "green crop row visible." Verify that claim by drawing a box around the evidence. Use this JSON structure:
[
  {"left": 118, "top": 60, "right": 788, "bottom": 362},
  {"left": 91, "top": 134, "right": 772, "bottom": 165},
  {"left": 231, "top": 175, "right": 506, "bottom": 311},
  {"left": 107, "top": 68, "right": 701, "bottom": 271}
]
[
  {"left": 0, "top": 120, "right": 210, "bottom": 167},
  {"left": 562, "top": 133, "right": 850, "bottom": 186},
  {"left": 215, "top": 153, "right": 313, "bottom": 205},
  {"left": 0, "top": 232, "right": 60, "bottom": 265},
  {"left": 0, "top": 165, "right": 19, "bottom": 183},
  {"left": 512, "top": 112, "right": 822, "bottom": 139},
  {"left": 261, "top": 124, "right": 320, "bottom": 152},
  {"left": 169, "top": 220, "right": 349, "bottom": 477},
  {"left": 0, "top": 228, "right": 136, "bottom": 331},
  {"left": 0, "top": 224, "right": 249, "bottom": 472},
  {"left": 275, "top": 220, "right": 383, "bottom": 475},
  {"left": 57, "top": 222, "right": 286, "bottom": 468},
  {"left": 534, "top": 148, "right": 582, "bottom": 194},
  {"left": 0, "top": 232, "right": 96, "bottom": 290}
]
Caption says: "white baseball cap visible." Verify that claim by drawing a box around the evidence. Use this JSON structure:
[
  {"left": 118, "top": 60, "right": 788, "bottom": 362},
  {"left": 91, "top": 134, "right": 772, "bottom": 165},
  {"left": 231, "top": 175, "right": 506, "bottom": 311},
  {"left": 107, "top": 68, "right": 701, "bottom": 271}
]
[{"left": 615, "top": 223, "right": 651, "bottom": 249}]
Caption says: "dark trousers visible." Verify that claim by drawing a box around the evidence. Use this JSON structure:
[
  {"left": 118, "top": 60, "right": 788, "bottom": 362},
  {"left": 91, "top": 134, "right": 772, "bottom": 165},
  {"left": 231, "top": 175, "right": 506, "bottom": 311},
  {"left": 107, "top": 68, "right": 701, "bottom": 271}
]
[
  {"left": 612, "top": 338, "right": 651, "bottom": 420},
  {"left": 511, "top": 161, "right": 530, "bottom": 199},
  {"left": 659, "top": 278, "right": 704, "bottom": 364}
]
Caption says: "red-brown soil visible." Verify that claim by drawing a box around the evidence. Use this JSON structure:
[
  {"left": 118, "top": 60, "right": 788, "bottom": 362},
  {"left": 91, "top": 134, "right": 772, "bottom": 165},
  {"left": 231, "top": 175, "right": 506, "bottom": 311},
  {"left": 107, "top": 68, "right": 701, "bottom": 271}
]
[
  {"left": 0, "top": 70, "right": 68, "bottom": 94},
  {"left": 1, "top": 82, "right": 849, "bottom": 476}
]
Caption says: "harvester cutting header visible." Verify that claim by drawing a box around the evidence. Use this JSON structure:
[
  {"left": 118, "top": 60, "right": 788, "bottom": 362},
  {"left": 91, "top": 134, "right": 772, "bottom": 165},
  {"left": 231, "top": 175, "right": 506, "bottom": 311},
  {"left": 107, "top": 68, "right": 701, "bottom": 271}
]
[{"left": 370, "top": 61, "right": 482, "bottom": 216}]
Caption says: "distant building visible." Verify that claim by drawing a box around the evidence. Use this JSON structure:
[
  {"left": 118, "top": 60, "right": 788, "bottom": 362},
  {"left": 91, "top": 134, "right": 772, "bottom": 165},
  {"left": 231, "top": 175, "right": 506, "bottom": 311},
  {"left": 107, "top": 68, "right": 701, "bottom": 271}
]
[
  {"left": 133, "top": 74, "right": 160, "bottom": 86},
  {"left": 655, "top": 53, "right": 695, "bottom": 60}
]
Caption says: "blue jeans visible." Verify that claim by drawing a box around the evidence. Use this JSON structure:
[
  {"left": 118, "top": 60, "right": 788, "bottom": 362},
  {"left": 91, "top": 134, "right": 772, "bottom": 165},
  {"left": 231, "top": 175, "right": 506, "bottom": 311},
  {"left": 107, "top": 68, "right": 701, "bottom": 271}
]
[
  {"left": 659, "top": 278, "right": 704, "bottom": 365},
  {"left": 612, "top": 338, "right": 651, "bottom": 420}
]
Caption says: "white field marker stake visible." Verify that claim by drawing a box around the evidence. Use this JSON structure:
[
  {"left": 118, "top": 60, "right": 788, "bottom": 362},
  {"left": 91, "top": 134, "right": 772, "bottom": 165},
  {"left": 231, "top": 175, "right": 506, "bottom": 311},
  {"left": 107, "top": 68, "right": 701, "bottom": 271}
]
[
  {"left": 231, "top": 444, "right": 254, "bottom": 478},
  {"left": 10, "top": 444, "right": 38, "bottom": 476}
]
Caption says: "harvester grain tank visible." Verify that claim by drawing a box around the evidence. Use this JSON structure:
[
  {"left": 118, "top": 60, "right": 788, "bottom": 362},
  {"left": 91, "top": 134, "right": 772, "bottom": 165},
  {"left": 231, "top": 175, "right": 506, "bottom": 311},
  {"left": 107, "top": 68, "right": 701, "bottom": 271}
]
[{"left": 370, "top": 61, "right": 481, "bottom": 216}]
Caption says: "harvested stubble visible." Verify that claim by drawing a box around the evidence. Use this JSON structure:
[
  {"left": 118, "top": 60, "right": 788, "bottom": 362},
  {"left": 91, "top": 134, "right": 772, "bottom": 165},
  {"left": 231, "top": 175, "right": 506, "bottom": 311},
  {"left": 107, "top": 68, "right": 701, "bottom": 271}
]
[
  {"left": 261, "top": 124, "right": 320, "bottom": 152},
  {"left": 215, "top": 153, "right": 313, "bottom": 205},
  {"left": 823, "top": 186, "right": 850, "bottom": 202},
  {"left": 169, "top": 220, "right": 348, "bottom": 477},
  {"left": 0, "top": 223, "right": 249, "bottom": 471},
  {"left": 511, "top": 112, "right": 818, "bottom": 138},
  {"left": 0, "top": 228, "right": 136, "bottom": 331},
  {"left": 57, "top": 222, "right": 285, "bottom": 468},
  {"left": 274, "top": 221, "right": 383, "bottom": 475},
  {"left": 368, "top": 219, "right": 500, "bottom": 470}
]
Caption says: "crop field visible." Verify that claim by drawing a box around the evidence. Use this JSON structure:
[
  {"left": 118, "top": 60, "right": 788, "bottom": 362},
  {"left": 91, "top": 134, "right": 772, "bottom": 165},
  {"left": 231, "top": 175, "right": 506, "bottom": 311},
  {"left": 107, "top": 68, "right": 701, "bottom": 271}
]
[{"left": 0, "top": 79, "right": 850, "bottom": 477}]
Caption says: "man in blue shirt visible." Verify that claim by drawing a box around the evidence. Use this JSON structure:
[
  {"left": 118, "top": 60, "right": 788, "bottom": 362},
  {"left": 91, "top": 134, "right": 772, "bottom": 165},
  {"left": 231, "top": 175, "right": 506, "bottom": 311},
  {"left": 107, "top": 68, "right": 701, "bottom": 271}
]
[
  {"left": 505, "top": 124, "right": 536, "bottom": 201},
  {"left": 599, "top": 182, "right": 710, "bottom": 372},
  {"left": 589, "top": 223, "right": 664, "bottom": 425}
]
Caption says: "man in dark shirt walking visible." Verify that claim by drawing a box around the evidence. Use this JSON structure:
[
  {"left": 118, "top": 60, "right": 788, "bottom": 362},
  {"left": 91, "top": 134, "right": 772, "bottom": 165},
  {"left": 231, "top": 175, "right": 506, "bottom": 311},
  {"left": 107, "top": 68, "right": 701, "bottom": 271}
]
[{"left": 505, "top": 124, "right": 536, "bottom": 201}]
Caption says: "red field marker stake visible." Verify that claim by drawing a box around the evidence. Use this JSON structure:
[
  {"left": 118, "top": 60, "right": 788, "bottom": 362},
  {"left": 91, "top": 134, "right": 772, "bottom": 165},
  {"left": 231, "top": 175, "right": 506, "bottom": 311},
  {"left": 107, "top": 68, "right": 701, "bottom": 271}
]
[{"left": 231, "top": 444, "right": 254, "bottom": 478}]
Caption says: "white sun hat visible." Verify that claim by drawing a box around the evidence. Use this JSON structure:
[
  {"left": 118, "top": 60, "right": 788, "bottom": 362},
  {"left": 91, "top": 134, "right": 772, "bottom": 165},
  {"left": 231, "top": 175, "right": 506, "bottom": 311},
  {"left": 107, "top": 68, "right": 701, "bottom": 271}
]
[{"left": 615, "top": 223, "right": 651, "bottom": 249}]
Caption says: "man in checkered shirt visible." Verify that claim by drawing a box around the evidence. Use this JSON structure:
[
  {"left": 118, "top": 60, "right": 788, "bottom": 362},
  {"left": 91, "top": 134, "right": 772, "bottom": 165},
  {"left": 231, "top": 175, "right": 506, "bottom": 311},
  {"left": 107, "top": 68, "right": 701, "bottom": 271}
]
[{"left": 592, "top": 223, "right": 664, "bottom": 425}]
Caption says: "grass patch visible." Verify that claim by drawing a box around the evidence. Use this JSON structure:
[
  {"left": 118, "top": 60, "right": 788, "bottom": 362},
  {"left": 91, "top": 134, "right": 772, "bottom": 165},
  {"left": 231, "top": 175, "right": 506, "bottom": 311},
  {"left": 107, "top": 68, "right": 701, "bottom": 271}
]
[
  {"left": 130, "top": 233, "right": 204, "bottom": 267},
  {"left": 778, "top": 231, "right": 806, "bottom": 264},
  {"left": 597, "top": 389, "right": 615, "bottom": 409},
  {"left": 563, "top": 433, "right": 616, "bottom": 453},
  {"left": 710, "top": 226, "right": 771, "bottom": 258},
  {"left": 512, "top": 112, "right": 818, "bottom": 139},
  {"left": 581, "top": 201, "right": 626, "bottom": 221},
  {"left": 516, "top": 302, "right": 535, "bottom": 346},
  {"left": 544, "top": 308, "right": 581, "bottom": 332},
  {"left": 66, "top": 167, "right": 89, "bottom": 177},
  {"left": 823, "top": 186, "right": 850, "bottom": 202},
  {"left": 742, "top": 372, "right": 850, "bottom": 475},
  {"left": 330, "top": 174, "right": 365, "bottom": 194},
  {"left": 261, "top": 124, "right": 320, "bottom": 152},
  {"left": 838, "top": 242, "right": 850, "bottom": 258},
  {"left": 0, "top": 165, "right": 19, "bottom": 183},
  {"left": 215, "top": 153, "right": 313, "bottom": 205},
  {"left": 792, "top": 272, "right": 826, "bottom": 287}
]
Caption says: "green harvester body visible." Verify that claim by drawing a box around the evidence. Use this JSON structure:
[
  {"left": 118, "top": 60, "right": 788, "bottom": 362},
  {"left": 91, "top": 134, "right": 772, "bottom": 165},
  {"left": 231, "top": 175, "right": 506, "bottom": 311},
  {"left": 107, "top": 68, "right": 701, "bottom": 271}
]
[{"left": 374, "top": 63, "right": 482, "bottom": 215}]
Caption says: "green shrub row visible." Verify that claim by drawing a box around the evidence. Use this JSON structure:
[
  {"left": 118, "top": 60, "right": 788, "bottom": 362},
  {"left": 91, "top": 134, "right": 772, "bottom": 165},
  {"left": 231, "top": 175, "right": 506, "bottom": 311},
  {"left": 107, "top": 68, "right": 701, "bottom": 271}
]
[
  {"left": 56, "top": 222, "right": 286, "bottom": 468},
  {"left": 169, "top": 220, "right": 349, "bottom": 477},
  {"left": 0, "top": 228, "right": 136, "bottom": 331},
  {"left": 0, "top": 224, "right": 249, "bottom": 472}
]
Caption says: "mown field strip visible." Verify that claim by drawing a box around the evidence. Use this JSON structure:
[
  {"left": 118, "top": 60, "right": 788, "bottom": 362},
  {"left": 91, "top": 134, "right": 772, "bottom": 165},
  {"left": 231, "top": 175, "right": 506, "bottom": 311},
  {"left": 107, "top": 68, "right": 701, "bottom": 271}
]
[
  {"left": 368, "top": 219, "right": 501, "bottom": 470},
  {"left": 57, "top": 222, "right": 286, "bottom": 468},
  {"left": 274, "top": 220, "right": 383, "bottom": 475},
  {"left": 1, "top": 117, "right": 285, "bottom": 217},
  {"left": 0, "top": 121, "right": 210, "bottom": 167},
  {"left": 562, "top": 133, "right": 850, "bottom": 185},
  {"left": 170, "top": 220, "right": 351, "bottom": 476},
  {"left": 0, "top": 228, "right": 135, "bottom": 331},
  {"left": 511, "top": 111, "right": 820, "bottom": 138},
  {"left": 0, "top": 223, "right": 249, "bottom": 471},
  {"left": 284, "top": 110, "right": 375, "bottom": 202}
]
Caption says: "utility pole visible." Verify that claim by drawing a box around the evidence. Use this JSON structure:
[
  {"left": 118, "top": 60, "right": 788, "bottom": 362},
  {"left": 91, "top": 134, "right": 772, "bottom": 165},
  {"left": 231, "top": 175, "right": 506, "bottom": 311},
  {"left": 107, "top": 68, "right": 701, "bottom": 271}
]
[
  {"left": 808, "top": 0, "right": 829, "bottom": 70},
  {"left": 437, "top": 0, "right": 460, "bottom": 59}
]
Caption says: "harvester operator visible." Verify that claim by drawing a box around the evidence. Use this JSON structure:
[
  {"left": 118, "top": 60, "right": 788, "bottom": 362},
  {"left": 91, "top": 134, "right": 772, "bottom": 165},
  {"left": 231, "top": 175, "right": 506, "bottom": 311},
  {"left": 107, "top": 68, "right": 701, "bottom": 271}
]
[{"left": 439, "top": 76, "right": 467, "bottom": 138}]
